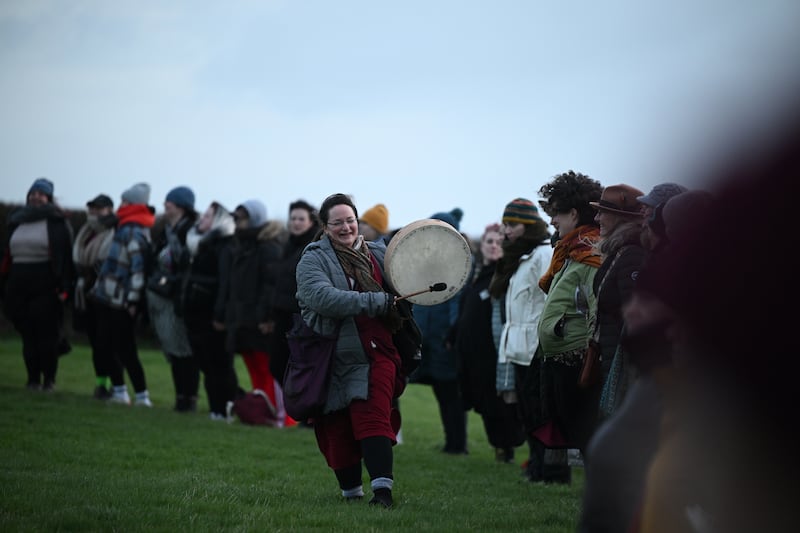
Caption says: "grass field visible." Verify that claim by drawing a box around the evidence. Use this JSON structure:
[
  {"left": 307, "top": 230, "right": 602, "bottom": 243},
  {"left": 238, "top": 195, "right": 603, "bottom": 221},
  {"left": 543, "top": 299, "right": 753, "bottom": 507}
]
[{"left": 0, "top": 336, "right": 583, "bottom": 532}]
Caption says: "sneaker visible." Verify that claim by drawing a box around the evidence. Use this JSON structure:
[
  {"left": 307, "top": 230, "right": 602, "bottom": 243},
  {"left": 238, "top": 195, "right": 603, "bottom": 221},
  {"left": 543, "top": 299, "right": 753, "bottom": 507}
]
[
  {"left": 25, "top": 382, "right": 41, "bottom": 391},
  {"left": 135, "top": 396, "right": 153, "bottom": 407},
  {"left": 209, "top": 412, "right": 226, "bottom": 421},
  {"left": 109, "top": 390, "right": 131, "bottom": 405}
]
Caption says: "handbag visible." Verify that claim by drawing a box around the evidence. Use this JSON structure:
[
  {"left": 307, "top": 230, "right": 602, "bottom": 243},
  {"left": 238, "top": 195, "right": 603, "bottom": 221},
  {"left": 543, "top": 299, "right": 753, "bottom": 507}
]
[
  {"left": 147, "top": 273, "right": 177, "bottom": 298},
  {"left": 283, "top": 314, "right": 340, "bottom": 421},
  {"left": 232, "top": 389, "right": 280, "bottom": 426},
  {"left": 578, "top": 338, "right": 602, "bottom": 388},
  {"left": 392, "top": 299, "right": 423, "bottom": 377},
  {"left": 578, "top": 246, "right": 627, "bottom": 388}
]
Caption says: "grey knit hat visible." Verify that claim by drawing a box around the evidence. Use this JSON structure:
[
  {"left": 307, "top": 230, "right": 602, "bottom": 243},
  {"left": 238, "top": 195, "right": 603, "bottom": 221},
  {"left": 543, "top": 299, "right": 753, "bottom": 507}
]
[{"left": 121, "top": 182, "right": 151, "bottom": 205}]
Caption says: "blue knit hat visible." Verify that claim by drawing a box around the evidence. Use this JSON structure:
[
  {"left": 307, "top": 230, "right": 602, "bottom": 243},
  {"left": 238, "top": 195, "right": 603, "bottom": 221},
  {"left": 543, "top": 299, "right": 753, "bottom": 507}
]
[
  {"left": 430, "top": 207, "right": 463, "bottom": 231},
  {"left": 28, "top": 177, "right": 54, "bottom": 199},
  {"left": 237, "top": 199, "right": 267, "bottom": 227},
  {"left": 165, "top": 186, "right": 195, "bottom": 211}
]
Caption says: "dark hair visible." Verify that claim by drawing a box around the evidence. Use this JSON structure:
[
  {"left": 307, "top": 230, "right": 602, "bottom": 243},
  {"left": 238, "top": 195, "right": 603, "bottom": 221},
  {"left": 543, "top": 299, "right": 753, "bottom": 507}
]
[
  {"left": 538, "top": 170, "right": 603, "bottom": 227},
  {"left": 289, "top": 199, "right": 320, "bottom": 224},
  {"left": 316, "top": 193, "right": 358, "bottom": 240}
]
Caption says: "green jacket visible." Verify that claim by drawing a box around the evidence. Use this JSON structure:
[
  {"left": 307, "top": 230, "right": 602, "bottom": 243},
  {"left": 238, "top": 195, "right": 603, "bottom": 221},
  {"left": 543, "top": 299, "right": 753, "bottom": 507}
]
[{"left": 538, "top": 258, "right": 598, "bottom": 361}]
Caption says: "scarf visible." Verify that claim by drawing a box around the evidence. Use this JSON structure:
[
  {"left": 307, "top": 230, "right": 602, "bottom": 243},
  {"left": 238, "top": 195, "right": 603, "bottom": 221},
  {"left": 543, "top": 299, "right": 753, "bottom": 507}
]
[
  {"left": 488, "top": 234, "right": 548, "bottom": 299},
  {"left": 538, "top": 225, "right": 602, "bottom": 293},
  {"left": 117, "top": 204, "right": 155, "bottom": 228},
  {"left": 8, "top": 203, "right": 63, "bottom": 226},
  {"left": 329, "top": 235, "right": 404, "bottom": 332}
]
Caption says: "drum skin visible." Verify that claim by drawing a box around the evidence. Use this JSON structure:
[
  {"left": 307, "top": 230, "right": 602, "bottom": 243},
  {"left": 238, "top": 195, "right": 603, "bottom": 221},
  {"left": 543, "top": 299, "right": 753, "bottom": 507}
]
[{"left": 385, "top": 219, "right": 473, "bottom": 305}]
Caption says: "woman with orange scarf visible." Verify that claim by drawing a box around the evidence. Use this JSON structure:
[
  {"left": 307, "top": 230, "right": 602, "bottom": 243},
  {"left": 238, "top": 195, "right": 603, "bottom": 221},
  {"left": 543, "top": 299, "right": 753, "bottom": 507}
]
[{"left": 530, "top": 170, "right": 604, "bottom": 483}]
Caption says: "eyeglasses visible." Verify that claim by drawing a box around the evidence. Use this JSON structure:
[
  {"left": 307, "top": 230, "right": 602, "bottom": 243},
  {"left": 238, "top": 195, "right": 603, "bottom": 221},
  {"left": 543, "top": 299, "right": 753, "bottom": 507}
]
[{"left": 327, "top": 217, "right": 357, "bottom": 229}]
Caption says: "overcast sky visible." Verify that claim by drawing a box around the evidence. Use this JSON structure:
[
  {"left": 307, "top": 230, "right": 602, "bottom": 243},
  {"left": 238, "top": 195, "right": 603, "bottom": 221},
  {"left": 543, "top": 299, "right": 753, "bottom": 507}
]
[{"left": 1, "top": 0, "right": 798, "bottom": 237}]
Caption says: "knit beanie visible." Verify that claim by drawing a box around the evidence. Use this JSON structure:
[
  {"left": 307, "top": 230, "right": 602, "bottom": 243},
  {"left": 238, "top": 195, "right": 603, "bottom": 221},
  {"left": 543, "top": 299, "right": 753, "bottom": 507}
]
[
  {"left": 502, "top": 198, "right": 544, "bottom": 225},
  {"left": 165, "top": 186, "right": 196, "bottom": 211},
  {"left": 121, "top": 182, "right": 151, "bottom": 205},
  {"left": 28, "top": 177, "right": 54, "bottom": 199},
  {"left": 430, "top": 207, "right": 463, "bottom": 231},
  {"left": 238, "top": 199, "right": 267, "bottom": 227},
  {"left": 360, "top": 204, "right": 390, "bottom": 234}
]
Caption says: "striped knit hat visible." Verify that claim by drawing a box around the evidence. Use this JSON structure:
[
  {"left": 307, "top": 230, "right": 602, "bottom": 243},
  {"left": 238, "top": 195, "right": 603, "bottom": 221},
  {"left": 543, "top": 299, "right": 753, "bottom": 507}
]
[{"left": 502, "top": 198, "right": 543, "bottom": 225}]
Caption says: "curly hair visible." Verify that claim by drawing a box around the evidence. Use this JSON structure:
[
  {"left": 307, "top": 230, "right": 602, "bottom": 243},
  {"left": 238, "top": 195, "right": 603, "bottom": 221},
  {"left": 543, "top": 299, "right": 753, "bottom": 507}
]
[{"left": 538, "top": 170, "right": 603, "bottom": 227}]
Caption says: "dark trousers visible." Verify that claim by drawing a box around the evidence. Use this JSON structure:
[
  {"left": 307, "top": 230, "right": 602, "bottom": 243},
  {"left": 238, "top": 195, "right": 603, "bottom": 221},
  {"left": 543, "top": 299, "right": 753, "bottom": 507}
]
[
  {"left": 186, "top": 316, "right": 239, "bottom": 415},
  {"left": 82, "top": 299, "right": 109, "bottom": 379},
  {"left": 433, "top": 379, "right": 467, "bottom": 453},
  {"left": 4, "top": 263, "right": 61, "bottom": 387},
  {"left": 95, "top": 306, "right": 148, "bottom": 392}
]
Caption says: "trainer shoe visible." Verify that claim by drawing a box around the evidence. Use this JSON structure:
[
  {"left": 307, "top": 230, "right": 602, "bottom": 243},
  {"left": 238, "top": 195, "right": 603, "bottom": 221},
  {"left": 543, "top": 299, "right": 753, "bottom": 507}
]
[
  {"left": 109, "top": 389, "right": 131, "bottom": 405},
  {"left": 134, "top": 391, "right": 153, "bottom": 407}
]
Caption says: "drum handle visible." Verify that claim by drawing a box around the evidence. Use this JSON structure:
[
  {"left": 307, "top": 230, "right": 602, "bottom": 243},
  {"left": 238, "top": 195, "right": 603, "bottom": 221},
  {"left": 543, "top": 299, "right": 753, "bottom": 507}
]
[{"left": 394, "top": 282, "right": 448, "bottom": 302}]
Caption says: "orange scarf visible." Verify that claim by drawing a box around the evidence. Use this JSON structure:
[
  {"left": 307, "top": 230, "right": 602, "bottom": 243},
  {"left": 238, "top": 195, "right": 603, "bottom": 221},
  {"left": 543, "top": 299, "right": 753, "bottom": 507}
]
[{"left": 538, "top": 225, "right": 602, "bottom": 293}]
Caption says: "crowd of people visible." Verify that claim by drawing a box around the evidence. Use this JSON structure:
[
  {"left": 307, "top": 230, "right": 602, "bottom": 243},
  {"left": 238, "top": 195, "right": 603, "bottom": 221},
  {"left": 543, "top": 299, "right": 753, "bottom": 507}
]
[{"left": 1, "top": 123, "right": 796, "bottom": 528}]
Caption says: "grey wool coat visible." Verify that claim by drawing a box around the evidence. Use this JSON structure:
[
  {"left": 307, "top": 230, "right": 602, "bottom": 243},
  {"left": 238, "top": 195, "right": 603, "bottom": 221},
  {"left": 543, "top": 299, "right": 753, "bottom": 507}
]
[{"left": 295, "top": 236, "right": 393, "bottom": 414}]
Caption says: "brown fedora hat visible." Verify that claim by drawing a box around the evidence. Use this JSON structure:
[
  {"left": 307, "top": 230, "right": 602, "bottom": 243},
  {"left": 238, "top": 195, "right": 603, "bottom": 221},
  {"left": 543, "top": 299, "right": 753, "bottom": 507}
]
[{"left": 590, "top": 184, "right": 645, "bottom": 217}]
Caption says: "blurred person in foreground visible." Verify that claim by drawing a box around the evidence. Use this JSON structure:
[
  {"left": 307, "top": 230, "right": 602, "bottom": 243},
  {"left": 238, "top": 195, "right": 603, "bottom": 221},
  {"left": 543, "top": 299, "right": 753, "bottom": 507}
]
[
  {"left": 295, "top": 193, "right": 407, "bottom": 508},
  {"left": 589, "top": 107, "right": 800, "bottom": 532},
  {"left": 578, "top": 189, "right": 713, "bottom": 533},
  {"left": 1, "top": 177, "right": 74, "bottom": 391}
]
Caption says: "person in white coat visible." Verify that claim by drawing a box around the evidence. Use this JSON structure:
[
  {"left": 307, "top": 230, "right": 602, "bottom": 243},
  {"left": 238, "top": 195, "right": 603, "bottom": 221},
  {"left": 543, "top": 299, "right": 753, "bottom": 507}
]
[{"left": 488, "top": 198, "right": 553, "bottom": 481}]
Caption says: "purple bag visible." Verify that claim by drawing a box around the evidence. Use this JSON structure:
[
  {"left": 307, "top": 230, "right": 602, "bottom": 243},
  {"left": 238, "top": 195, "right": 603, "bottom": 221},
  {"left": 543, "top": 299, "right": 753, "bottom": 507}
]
[{"left": 283, "top": 314, "right": 340, "bottom": 421}]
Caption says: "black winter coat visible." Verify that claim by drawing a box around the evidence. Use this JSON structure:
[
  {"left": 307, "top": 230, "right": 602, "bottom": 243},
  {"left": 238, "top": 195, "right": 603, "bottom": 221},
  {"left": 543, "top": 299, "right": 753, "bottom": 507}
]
[{"left": 224, "top": 222, "right": 284, "bottom": 353}]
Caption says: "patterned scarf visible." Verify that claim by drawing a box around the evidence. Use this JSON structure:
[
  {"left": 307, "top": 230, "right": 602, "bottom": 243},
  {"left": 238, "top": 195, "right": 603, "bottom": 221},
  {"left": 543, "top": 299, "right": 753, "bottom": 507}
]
[
  {"left": 329, "top": 235, "right": 404, "bottom": 332},
  {"left": 538, "top": 225, "right": 602, "bottom": 293}
]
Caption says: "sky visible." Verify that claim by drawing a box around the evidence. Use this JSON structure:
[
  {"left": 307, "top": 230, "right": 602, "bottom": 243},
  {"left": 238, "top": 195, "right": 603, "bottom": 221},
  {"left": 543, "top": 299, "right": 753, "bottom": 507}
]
[{"left": 1, "top": 0, "right": 799, "bottom": 238}]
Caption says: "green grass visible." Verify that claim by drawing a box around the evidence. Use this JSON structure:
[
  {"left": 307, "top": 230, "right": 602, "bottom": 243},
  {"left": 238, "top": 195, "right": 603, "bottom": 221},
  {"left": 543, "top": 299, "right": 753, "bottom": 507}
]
[{"left": 0, "top": 337, "right": 583, "bottom": 532}]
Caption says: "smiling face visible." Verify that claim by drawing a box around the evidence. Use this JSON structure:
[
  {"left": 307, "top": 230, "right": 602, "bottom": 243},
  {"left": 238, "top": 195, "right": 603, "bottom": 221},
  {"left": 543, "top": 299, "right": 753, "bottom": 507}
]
[{"left": 324, "top": 204, "right": 358, "bottom": 248}]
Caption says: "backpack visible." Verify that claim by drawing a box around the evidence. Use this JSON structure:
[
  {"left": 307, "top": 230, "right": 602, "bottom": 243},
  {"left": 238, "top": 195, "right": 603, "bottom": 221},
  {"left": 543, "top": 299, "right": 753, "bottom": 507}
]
[{"left": 232, "top": 389, "right": 281, "bottom": 426}]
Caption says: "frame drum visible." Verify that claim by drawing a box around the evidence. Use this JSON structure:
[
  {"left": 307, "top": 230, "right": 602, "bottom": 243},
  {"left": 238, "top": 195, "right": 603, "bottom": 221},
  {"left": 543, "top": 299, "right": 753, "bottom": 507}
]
[{"left": 384, "top": 218, "right": 473, "bottom": 305}]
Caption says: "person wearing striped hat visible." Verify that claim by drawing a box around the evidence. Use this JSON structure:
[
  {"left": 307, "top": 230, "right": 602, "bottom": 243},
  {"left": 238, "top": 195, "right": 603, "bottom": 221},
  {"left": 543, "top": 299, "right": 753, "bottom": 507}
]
[{"left": 488, "top": 197, "right": 554, "bottom": 480}]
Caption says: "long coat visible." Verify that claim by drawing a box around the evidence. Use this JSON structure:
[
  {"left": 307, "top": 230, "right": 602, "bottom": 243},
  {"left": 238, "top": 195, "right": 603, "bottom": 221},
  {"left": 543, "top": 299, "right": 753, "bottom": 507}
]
[{"left": 224, "top": 220, "right": 284, "bottom": 353}]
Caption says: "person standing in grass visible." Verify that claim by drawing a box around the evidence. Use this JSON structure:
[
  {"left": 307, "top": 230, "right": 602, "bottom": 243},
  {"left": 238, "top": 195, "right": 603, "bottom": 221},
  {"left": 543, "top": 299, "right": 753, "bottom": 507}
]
[
  {"left": 178, "top": 201, "right": 241, "bottom": 421},
  {"left": 91, "top": 182, "right": 155, "bottom": 407},
  {"left": 1, "top": 177, "right": 74, "bottom": 392},
  {"left": 147, "top": 186, "right": 199, "bottom": 413},
  {"left": 72, "top": 193, "right": 117, "bottom": 399},
  {"left": 532, "top": 171, "right": 603, "bottom": 481},
  {"left": 225, "top": 199, "right": 295, "bottom": 427},
  {"left": 488, "top": 198, "right": 554, "bottom": 481},
  {"left": 454, "top": 222, "right": 525, "bottom": 463},
  {"left": 295, "top": 193, "right": 406, "bottom": 508}
]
